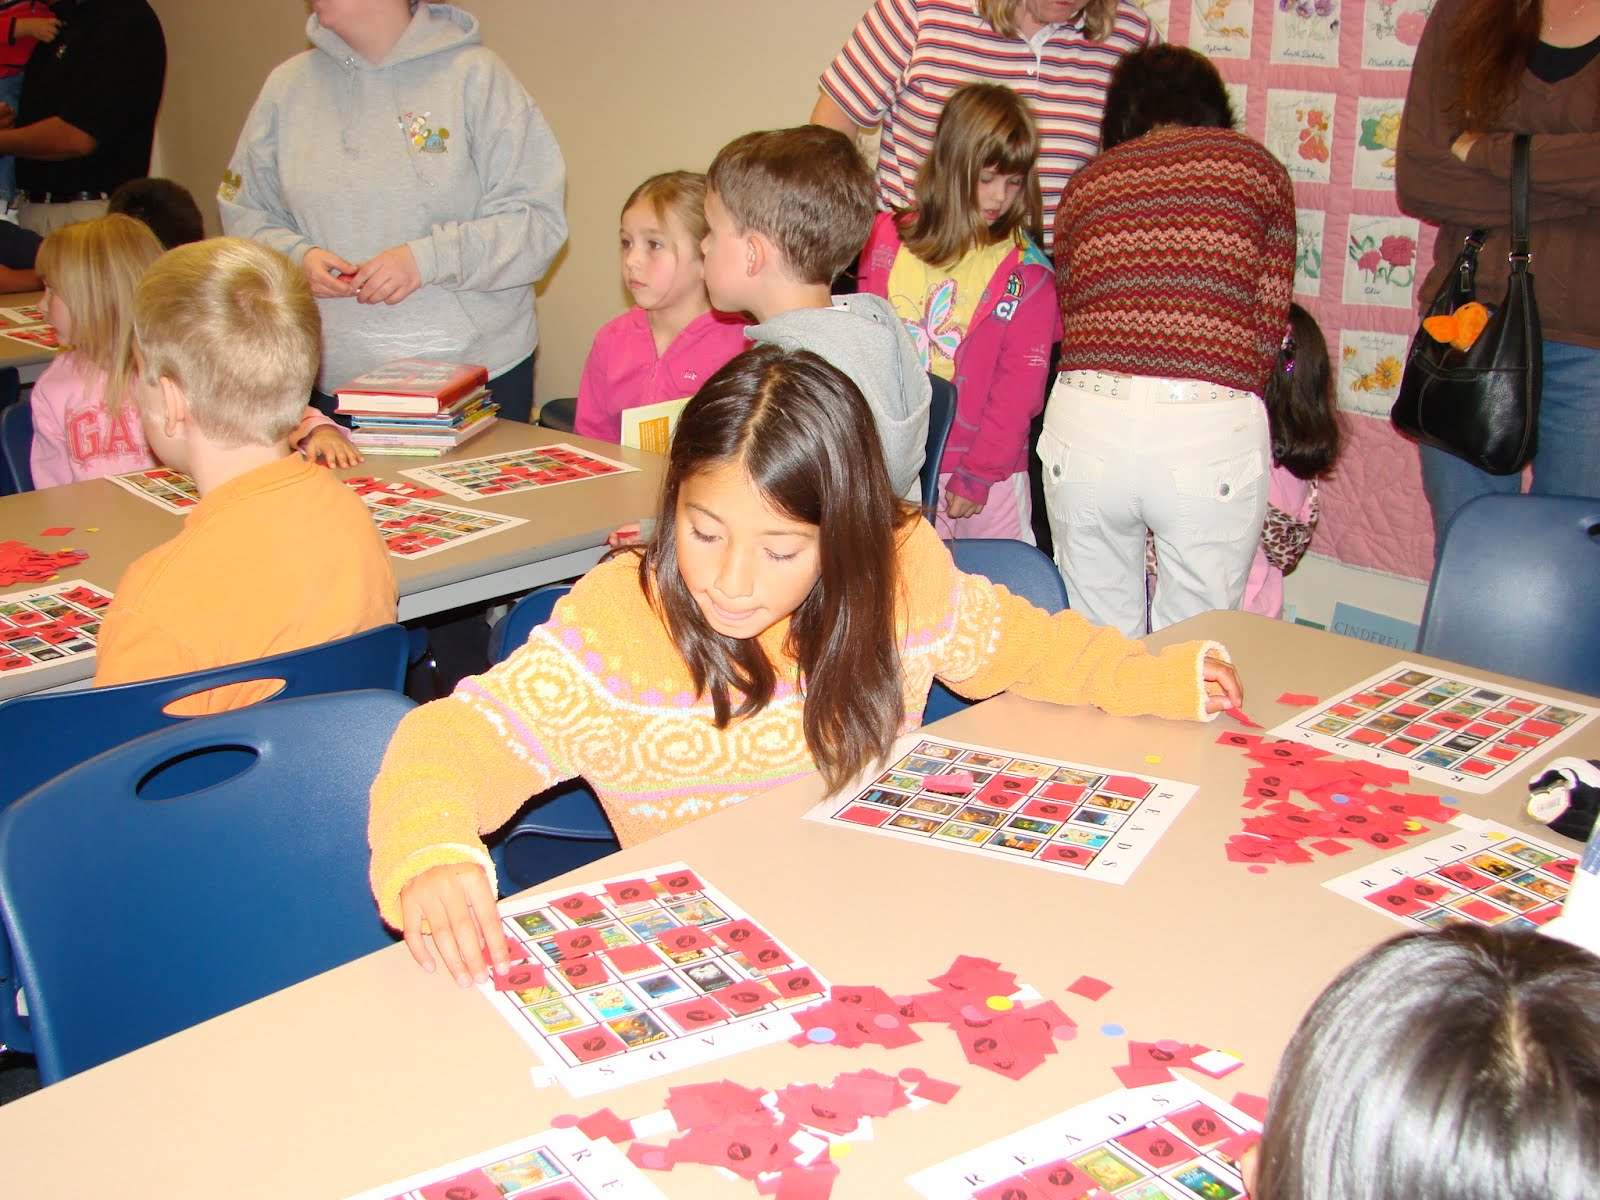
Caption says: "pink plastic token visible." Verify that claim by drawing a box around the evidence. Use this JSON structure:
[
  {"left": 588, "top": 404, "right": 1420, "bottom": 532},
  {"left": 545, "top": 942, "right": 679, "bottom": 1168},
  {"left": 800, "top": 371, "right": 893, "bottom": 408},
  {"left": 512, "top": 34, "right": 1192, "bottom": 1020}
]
[
  {"left": 1155, "top": 1038, "right": 1184, "bottom": 1053},
  {"left": 960, "top": 1004, "right": 986, "bottom": 1022},
  {"left": 898, "top": 1067, "right": 928, "bottom": 1082},
  {"left": 641, "top": 1149, "right": 671, "bottom": 1170},
  {"left": 550, "top": 1113, "right": 580, "bottom": 1128},
  {"left": 1248, "top": 865, "right": 1269, "bottom": 875},
  {"left": 873, "top": 1013, "right": 900, "bottom": 1029}
]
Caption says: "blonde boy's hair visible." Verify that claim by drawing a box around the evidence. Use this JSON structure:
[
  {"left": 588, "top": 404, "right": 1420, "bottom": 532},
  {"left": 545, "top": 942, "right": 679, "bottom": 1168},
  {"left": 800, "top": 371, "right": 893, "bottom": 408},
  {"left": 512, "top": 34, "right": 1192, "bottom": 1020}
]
[
  {"left": 36, "top": 214, "right": 165, "bottom": 418},
  {"left": 707, "top": 126, "right": 876, "bottom": 285},
  {"left": 133, "top": 238, "right": 320, "bottom": 447},
  {"left": 624, "top": 170, "right": 711, "bottom": 246},
  {"left": 978, "top": 0, "right": 1121, "bottom": 42}
]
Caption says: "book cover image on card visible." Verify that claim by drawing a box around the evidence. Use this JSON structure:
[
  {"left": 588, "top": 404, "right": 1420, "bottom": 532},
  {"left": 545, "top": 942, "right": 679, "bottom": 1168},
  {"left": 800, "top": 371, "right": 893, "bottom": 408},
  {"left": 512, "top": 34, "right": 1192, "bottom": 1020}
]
[{"left": 334, "top": 359, "right": 490, "bottom": 414}]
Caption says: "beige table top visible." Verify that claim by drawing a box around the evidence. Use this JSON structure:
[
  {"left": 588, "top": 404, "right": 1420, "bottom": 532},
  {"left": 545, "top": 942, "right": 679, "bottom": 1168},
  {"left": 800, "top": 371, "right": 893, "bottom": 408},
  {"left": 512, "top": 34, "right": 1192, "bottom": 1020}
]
[
  {"left": 0, "top": 291, "right": 58, "bottom": 375},
  {"left": 0, "top": 610, "right": 1592, "bottom": 1198},
  {"left": 0, "top": 422, "right": 664, "bottom": 700}
]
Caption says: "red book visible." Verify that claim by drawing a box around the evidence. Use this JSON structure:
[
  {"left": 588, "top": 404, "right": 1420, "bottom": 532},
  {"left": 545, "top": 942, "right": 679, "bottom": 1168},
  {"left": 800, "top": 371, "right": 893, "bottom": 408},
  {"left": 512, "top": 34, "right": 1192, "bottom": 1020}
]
[{"left": 334, "top": 359, "right": 489, "bottom": 415}]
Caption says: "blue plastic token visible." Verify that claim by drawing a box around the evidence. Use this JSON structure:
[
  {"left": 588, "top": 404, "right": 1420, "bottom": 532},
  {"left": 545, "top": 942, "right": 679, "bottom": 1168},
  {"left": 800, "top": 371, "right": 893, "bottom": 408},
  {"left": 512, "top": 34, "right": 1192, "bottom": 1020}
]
[
  {"left": 806, "top": 1027, "right": 837, "bottom": 1044},
  {"left": 1100, "top": 1023, "right": 1126, "bottom": 1037}
]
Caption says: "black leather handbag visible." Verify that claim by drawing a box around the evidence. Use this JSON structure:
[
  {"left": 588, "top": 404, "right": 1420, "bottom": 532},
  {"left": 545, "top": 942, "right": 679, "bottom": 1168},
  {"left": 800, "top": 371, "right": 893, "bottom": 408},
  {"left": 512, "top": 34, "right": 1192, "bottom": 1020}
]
[{"left": 1392, "top": 134, "right": 1541, "bottom": 476}]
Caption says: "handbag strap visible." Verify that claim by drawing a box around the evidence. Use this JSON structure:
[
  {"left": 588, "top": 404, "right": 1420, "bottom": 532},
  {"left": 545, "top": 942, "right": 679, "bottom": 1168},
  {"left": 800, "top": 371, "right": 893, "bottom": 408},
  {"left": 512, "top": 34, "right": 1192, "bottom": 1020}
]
[{"left": 1509, "top": 133, "right": 1532, "bottom": 270}]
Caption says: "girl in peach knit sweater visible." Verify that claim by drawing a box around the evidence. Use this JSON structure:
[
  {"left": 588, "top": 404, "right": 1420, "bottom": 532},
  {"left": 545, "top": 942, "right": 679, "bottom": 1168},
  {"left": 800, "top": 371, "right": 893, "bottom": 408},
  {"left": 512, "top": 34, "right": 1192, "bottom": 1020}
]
[{"left": 368, "top": 344, "right": 1242, "bottom": 986}]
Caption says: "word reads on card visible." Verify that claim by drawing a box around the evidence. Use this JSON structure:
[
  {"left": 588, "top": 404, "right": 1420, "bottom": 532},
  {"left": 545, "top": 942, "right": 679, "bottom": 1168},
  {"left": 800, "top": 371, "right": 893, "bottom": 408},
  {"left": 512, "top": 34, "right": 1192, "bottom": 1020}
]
[
  {"left": 1324, "top": 816, "right": 1578, "bottom": 933},
  {"left": 347, "top": 1124, "right": 666, "bottom": 1200},
  {"left": 908, "top": 1078, "right": 1260, "bottom": 1200},
  {"left": 484, "top": 864, "right": 828, "bottom": 1097},
  {"left": 0, "top": 579, "right": 110, "bottom": 675},
  {"left": 806, "top": 735, "right": 1198, "bottom": 885},
  {"left": 1268, "top": 662, "right": 1597, "bottom": 794},
  {"left": 400, "top": 442, "right": 636, "bottom": 502}
]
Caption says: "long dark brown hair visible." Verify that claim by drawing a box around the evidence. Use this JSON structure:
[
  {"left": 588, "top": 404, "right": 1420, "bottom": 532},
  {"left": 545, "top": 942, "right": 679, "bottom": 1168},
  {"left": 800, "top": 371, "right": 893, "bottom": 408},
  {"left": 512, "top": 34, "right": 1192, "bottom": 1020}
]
[
  {"left": 639, "top": 344, "right": 921, "bottom": 793},
  {"left": 1265, "top": 303, "right": 1341, "bottom": 481},
  {"left": 1448, "top": 0, "right": 1543, "bottom": 125},
  {"left": 899, "top": 83, "right": 1043, "bottom": 267}
]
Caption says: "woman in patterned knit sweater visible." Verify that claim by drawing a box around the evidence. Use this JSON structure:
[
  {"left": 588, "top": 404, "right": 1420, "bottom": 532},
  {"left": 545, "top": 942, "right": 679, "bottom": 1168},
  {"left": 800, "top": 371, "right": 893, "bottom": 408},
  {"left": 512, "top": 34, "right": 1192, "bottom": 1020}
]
[
  {"left": 1040, "top": 45, "right": 1296, "bottom": 638},
  {"left": 370, "top": 344, "right": 1243, "bottom": 987}
]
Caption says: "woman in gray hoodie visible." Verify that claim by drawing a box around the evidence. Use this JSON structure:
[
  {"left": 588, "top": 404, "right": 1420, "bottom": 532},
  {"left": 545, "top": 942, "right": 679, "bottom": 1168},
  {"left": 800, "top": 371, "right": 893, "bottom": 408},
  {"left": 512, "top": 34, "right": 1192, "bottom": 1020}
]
[{"left": 219, "top": 0, "right": 567, "bottom": 424}]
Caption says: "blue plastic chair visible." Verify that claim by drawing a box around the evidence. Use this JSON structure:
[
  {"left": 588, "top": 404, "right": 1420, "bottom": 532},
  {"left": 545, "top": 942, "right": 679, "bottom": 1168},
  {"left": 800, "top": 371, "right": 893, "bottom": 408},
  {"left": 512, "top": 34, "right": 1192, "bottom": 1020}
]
[
  {"left": 1, "top": 395, "right": 32, "bottom": 494},
  {"left": 0, "top": 690, "right": 411, "bottom": 1084},
  {"left": 1418, "top": 494, "right": 1600, "bottom": 697},
  {"left": 0, "top": 621, "right": 408, "bottom": 1056},
  {"left": 486, "top": 584, "right": 620, "bottom": 894},
  {"left": 922, "top": 373, "right": 956, "bottom": 514},
  {"left": 924, "top": 538, "right": 1071, "bottom": 725},
  {"left": 0, "top": 622, "right": 410, "bottom": 810}
]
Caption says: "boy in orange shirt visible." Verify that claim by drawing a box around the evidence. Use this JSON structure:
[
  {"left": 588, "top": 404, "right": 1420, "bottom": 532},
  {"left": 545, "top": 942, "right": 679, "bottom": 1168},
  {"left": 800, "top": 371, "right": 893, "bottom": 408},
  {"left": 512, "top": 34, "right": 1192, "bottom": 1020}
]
[{"left": 93, "top": 237, "right": 397, "bottom": 713}]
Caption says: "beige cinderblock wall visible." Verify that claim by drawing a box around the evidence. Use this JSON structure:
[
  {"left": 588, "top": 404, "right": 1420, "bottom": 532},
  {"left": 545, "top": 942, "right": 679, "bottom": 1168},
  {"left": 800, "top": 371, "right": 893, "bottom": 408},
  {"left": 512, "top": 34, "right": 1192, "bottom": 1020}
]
[{"left": 145, "top": 0, "right": 871, "bottom": 408}]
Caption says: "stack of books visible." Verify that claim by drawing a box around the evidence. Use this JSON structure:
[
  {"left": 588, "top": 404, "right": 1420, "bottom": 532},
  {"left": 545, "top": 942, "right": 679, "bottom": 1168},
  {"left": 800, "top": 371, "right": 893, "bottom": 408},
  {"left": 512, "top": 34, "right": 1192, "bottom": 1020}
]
[{"left": 334, "top": 359, "right": 498, "bottom": 456}]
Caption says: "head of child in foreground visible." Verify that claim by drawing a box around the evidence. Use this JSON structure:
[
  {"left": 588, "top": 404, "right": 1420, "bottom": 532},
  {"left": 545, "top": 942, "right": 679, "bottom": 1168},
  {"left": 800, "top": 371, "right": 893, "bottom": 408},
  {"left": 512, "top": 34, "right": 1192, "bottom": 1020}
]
[
  {"left": 37, "top": 213, "right": 165, "bottom": 414},
  {"left": 1266, "top": 302, "right": 1341, "bottom": 481},
  {"left": 131, "top": 237, "right": 321, "bottom": 474},
  {"left": 619, "top": 170, "right": 714, "bottom": 319},
  {"left": 905, "top": 82, "right": 1043, "bottom": 266},
  {"left": 702, "top": 125, "right": 876, "bottom": 313},
  {"left": 1254, "top": 924, "right": 1600, "bottom": 1200},
  {"left": 641, "top": 342, "right": 915, "bottom": 790},
  {"left": 1099, "top": 44, "right": 1236, "bottom": 150}
]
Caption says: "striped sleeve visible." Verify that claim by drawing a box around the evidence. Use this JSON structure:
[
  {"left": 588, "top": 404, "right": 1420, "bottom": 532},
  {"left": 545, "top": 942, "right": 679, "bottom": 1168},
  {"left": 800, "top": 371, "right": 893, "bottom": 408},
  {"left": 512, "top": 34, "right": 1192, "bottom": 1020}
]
[{"left": 820, "top": 0, "right": 921, "bottom": 126}]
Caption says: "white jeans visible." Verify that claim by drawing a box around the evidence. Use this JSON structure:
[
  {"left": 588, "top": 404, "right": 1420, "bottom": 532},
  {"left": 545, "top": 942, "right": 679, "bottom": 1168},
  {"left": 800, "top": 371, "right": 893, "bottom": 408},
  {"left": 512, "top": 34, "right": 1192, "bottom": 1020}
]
[{"left": 1038, "top": 370, "right": 1269, "bottom": 637}]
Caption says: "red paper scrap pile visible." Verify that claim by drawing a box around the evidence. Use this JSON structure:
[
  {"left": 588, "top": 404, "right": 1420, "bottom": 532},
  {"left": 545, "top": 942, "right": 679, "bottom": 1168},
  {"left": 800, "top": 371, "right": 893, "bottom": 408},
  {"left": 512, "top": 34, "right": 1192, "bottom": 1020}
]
[
  {"left": 792, "top": 955, "right": 1079, "bottom": 1081},
  {"left": 0, "top": 541, "right": 88, "bottom": 586},
  {"left": 1217, "top": 732, "right": 1458, "bottom": 867},
  {"left": 557, "top": 1065, "right": 956, "bottom": 1200}
]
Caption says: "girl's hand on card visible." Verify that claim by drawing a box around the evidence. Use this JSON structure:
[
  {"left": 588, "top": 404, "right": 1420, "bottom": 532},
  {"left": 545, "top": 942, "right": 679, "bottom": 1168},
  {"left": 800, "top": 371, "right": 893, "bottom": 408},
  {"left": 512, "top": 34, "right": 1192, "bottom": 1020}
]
[
  {"left": 399, "top": 862, "right": 511, "bottom": 986},
  {"left": 1202, "top": 653, "right": 1243, "bottom": 714},
  {"left": 944, "top": 491, "right": 985, "bottom": 520},
  {"left": 300, "top": 425, "right": 364, "bottom": 468},
  {"left": 303, "top": 247, "right": 358, "bottom": 298}
]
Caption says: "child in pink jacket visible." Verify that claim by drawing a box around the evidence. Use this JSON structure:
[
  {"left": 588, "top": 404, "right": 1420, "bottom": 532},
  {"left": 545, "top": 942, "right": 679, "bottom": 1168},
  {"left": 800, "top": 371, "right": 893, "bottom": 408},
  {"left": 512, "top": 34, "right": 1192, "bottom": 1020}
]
[
  {"left": 858, "top": 83, "right": 1059, "bottom": 541},
  {"left": 574, "top": 170, "right": 745, "bottom": 445}
]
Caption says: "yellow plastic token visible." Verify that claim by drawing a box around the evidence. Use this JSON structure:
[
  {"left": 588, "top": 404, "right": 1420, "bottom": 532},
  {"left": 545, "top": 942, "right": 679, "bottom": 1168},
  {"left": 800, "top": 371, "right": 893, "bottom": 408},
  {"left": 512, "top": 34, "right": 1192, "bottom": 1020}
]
[
  {"left": 86, "top": 527, "right": 99, "bottom": 533},
  {"left": 829, "top": 1142, "right": 852, "bottom": 1159},
  {"left": 986, "top": 995, "right": 1015, "bottom": 1012},
  {"left": 1144, "top": 754, "right": 1162, "bottom": 764},
  {"left": 1487, "top": 831, "right": 1507, "bottom": 841}
]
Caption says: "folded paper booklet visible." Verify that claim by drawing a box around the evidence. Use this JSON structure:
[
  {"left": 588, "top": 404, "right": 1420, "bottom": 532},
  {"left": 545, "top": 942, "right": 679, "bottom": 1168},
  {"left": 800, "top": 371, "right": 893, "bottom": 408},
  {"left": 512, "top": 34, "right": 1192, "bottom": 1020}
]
[{"left": 621, "top": 396, "right": 690, "bottom": 455}]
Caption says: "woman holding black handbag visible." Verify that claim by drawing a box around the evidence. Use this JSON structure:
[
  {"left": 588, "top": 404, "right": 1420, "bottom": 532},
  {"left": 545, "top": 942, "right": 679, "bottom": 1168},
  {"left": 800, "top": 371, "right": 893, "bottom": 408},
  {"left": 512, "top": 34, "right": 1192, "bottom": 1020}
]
[{"left": 1396, "top": 0, "right": 1600, "bottom": 551}]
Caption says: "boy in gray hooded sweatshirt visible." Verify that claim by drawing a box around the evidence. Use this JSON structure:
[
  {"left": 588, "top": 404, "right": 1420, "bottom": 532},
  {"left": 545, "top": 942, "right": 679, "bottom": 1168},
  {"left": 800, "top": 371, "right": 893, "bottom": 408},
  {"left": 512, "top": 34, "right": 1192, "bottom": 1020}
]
[
  {"left": 702, "top": 126, "right": 930, "bottom": 502},
  {"left": 217, "top": 1, "right": 566, "bottom": 425}
]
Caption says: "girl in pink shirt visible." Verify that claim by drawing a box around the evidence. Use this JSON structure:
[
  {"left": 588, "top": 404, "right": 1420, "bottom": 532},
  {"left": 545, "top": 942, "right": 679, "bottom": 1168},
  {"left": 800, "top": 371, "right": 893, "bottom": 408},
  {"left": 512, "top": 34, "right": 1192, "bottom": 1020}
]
[
  {"left": 574, "top": 171, "right": 746, "bottom": 445},
  {"left": 1244, "top": 303, "right": 1342, "bottom": 618},
  {"left": 31, "top": 215, "right": 356, "bottom": 490}
]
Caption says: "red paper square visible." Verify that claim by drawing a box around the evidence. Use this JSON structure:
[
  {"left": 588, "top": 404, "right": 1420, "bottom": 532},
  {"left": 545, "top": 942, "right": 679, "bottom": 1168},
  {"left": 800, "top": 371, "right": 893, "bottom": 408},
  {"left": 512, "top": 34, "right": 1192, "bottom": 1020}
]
[
  {"left": 557, "top": 957, "right": 610, "bottom": 988},
  {"left": 838, "top": 804, "right": 892, "bottom": 826},
  {"left": 1437, "top": 863, "right": 1494, "bottom": 890},
  {"left": 1169, "top": 1102, "right": 1233, "bottom": 1145},
  {"left": 741, "top": 938, "right": 793, "bottom": 972},
  {"left": 976, "top": 1178, "right": 1044, "bottom": 1200},
  {"left": 1038, "top": 781, "right": 1089, "bottom": 804},
  {"left": 1041, "top": 842, "right": 1092, "bottom": 867},
  {"left": 1456, "top": 898, "right": 1510, "bottom": 923},
  {"left": 1347, "top": 727, "right": 1384, "bottom": 745},
  {"left": 603, "top": 943, "right": 663, "bottom": 974},
  {"left": 491, "top": 962, "right": 547, "bottom": 992},
  {"left": 713, "top": 919, "right": 769, "bottom": 950},
  {"left": 550, "top": 891, "right": 605, "bottom": 921},
  {"left": 766, "top": 968, "right": 825, "bottom": 1000},
  {"left": 1311, "top": 838, "right": 1352, "bottom": 856},
  {"left": 658, "top": 925, "right": 716, "bottom": 956},
  {"left": 1518, "top": 718, "right": 1562, "bottom": 738},
  {"left": 561, "top": 1023, "right": 629, "bottom": 1062},
  {"left": 1459, "top": 759, "right": 1498, "bottom": 777},
  {"left": 1367, "top": 881, "right": 1429, "bottom": 915},
  {"left": 1066, "top": 975, "right": 1112, "bottom": 1000},
  {"left": 551, "top": 927, "right": 604, "bottom": 960},
  {"left": 1021, "top": 1159, "right": 1098, "bottom": 1200},
  {"left": 664, "top": 996, "right": 731, "bottom": 1030},
  {"left": 1021, "top": 797, "right": 1074, "bottom": 821},
  {"left": 718, "top": 982, "right": 781, "bottom": 1015},
  {"left": 419, "top": 1169, "right": 499, "bottom": 1200},
  {"left": 38, "top": 526, "right": 71, "bottom": 537},
  {"left": 603, "top": 878, "right": 654, "bottom": 906},
  {"left": 1115, "top": 1124, "right": 1190, "bottom": 1169},
  {"left": 654, "top": 868, "right": 705, "bottom": 894}
]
